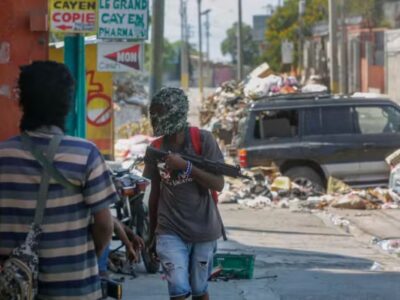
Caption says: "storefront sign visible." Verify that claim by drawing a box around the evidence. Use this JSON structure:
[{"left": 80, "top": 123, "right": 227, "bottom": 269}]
[
  {"left": 98, "top": 0, "right": 149, "bottom": 40},
  {"left": 97, "top": 42, "right": 144, "bottom": 72},
  {"left": 49, "top": 0, "right": 97, "bottom": 33}
]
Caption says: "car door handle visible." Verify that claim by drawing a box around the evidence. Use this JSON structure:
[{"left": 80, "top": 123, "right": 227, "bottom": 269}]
[{"left": 363, "top": 143, "right": 374, "bottom": 148}]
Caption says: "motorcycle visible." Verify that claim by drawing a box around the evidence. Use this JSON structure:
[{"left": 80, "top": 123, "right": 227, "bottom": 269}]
[{"left": 107, "top": 158, "right": 160, "bottom": 275}]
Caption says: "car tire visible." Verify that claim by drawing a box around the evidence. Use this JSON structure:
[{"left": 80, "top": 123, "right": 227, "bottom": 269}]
[{"left": 283, "top": 166, "right": 325, "bottom": 192}]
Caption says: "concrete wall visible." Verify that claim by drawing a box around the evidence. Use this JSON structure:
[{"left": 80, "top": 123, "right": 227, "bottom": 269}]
[
  {"left": 386, "top": 29, "right": 400, "bottom": 102},
  {"left": 0, "top": 0, "right": 48, "bottom": 141}
]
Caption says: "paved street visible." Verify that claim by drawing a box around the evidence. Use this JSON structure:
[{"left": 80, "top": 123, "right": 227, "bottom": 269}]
[{"left": 121, "top": 205, "right": 400, "bottom": 299}]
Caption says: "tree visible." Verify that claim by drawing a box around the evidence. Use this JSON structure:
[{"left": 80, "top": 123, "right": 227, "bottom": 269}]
[
  {"left": 144, "top": 38, "right": 175, "bottom": 72},
  {"left": 345, "top": 0, "right": 388, "bottom": 28},
  {"left": 221, "top": 22, "right": 259, "bottom": 67},
  {"left": 263, "top": 0, "right": 328, "bottom": 71}
]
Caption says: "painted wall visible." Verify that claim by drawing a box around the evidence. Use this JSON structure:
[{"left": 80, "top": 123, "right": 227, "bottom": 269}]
[
  {"left": 50, "top": 44, "right": 114, "bottom": 159},
  {"left": 0, "top": 0, "right": 48, "bottom": 141}
]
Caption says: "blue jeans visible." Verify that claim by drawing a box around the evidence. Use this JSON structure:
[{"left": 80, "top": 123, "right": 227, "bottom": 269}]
[
  {"left": 98, "top": 244, "right": 110, "bottom": 274},
  {"left": 156, "top": 234, "right": 217, "bottom": 298}
]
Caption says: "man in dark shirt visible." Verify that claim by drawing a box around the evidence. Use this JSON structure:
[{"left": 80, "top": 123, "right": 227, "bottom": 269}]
[{"left": 144, "top": 88, "right": 225, "bottom": 300}]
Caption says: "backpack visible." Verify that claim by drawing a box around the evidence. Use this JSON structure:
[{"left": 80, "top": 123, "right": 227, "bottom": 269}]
[
  {"left": 151, "top": 127, "right": 219, "bottom": 203},
  {"left": 0, "top": 133, "right": 65, "bottom": 300}
]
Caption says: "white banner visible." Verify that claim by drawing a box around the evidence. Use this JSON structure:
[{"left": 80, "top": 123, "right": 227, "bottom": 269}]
[{"left": 97, "top": 42, "right": 144, "bottom": 73}]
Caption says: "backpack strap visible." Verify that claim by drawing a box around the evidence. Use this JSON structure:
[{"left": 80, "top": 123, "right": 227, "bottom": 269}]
[
  {"left": 20, "top": 134, "right": 62, "bottom": 226},
  {"left": 151, "top": 137, "right": 163, "bottom": 149},
  {"left": 189, "top": 127, "right": 220, "bottom": 203},
  {"left": 189, "top": 127, "right": 202, "bottom": 155}
]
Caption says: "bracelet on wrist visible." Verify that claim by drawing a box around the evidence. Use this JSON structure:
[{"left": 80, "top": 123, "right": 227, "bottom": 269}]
[{"left": 185, "top": 161, "right": 192, "bottom": 177}]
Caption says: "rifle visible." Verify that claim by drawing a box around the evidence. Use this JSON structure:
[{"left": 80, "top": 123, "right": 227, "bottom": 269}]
[{"left": 146, "top": 146, "right": 251, "bottom": 180}]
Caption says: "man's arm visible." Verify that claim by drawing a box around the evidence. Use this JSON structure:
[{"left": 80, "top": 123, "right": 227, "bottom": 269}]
[
  {"left": 143, "top": 163, "right": 161, "bottom": 241},
  {"left": 92, "top": 208, "right": 113, "bottom": 257},
  {"left": 113, "top": 217, "right": 140, "bottom": 262},
  {"left": 165, "top": 154, "right": 224, "bottom": 192}
]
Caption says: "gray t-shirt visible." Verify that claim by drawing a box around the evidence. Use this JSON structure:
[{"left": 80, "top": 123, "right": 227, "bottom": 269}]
[{"left": 145, "top": 129, "right": 224, "bottom": 242}]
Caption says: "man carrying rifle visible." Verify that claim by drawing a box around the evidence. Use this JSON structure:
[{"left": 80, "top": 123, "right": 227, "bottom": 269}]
[{"left": 143, "top": 87, "right": 225, "bottom": 300}]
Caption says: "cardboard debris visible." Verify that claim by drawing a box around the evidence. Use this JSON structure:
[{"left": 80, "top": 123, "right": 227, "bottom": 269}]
[{"left": 327, "top": 177, "right": 352, "bottom": 195}]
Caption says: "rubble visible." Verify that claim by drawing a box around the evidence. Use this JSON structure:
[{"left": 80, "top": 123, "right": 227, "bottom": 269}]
[
  {"left": 200, "top": 63, "right": 301, "bottom": 147},
  {"left": 221, "top": 171, "right": 400, "bottom": 213}
]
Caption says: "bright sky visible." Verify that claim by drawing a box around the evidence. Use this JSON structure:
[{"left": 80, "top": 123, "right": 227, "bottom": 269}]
[{"left": 162, "top": 0, "right": 279, "bottom": 62}]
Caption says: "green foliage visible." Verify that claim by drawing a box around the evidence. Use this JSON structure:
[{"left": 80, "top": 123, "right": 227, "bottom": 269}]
[
  {"left": 144, "top": 38, "right": 176, "bottom": 72},
  {"left": 221, "top": 22, "right": 260, "bottom": 67},
  {"left": 345, "top": 0, "right": 387, "bottom": 27},
  {"left": 263, "top": 0, "right": 328, "bottom": 71}
]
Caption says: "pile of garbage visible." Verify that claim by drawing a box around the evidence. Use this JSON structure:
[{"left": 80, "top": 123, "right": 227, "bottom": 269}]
[
  {"left": 201, "top": 63, "right": 327, "bottom": 149},
  {"left": 219, "top": 168, "right": 400, "bottom": 212},
  {"left": 114, "top": 73, "right": 148, "bottom": 108},
  {"left": 114, "top": 73, "right": 150, "bottom": 156},
  {"left": 201, "top": 81, "right": 250, "bottom": 146}
]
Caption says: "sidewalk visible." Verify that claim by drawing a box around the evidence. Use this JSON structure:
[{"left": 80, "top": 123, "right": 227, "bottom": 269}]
[{"left": 315, "top": 208, "right": 400, "bottom": 269}]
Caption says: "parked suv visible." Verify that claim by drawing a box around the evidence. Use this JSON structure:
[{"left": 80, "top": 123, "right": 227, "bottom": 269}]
[{"left": 236, "top": 93, "right": 400, "bottom": 190}]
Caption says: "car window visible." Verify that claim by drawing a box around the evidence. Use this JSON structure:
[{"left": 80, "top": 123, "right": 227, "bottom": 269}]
[
  {"left": 303, "top": 108, "right": 322, "bottom": 136},
  {"left": 254, "top": 109, "right": 299, "bottom": 140},
  {"left": 354, "top": 106, "right": 400, "bottom": 134},
  {"left": 321, "top": 106, "right": 354, "bottom": 135}
]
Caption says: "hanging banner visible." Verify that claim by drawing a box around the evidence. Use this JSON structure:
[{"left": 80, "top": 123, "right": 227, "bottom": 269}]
[
  {"left": 49, "top": 0, "right": 97, "bottom": 33},
  {"left": 98, "top": 0, "right": 149, "bottom": 40},
  {"left": 97, "top": 42, "right": 144, "bottom": 72},
  {"left": 281, "top": 40, "right": 294, "bottom": 65}
]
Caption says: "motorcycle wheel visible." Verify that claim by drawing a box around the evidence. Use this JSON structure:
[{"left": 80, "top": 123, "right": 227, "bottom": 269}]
[
  {"left": 133, "top": 198, "right": 160, "bottom": 274},
  {"left": 141, "top": 218, "right": 160, "bottom": 274}
]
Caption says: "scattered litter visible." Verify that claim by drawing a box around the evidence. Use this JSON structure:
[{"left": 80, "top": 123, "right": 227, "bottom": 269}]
[
  {"left": 376, "top": 239, "right": 400, "bottom": 255},
  {"left": 238, "top": 196, "right": 272, "bottom": 209},
  {"left": 370, "top": 262, "right": 384, "bottom": 271}
]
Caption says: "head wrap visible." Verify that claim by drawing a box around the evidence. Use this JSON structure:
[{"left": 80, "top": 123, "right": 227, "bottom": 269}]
[{"left": 150, "top": 87, "right": 189, "bottom": 136}]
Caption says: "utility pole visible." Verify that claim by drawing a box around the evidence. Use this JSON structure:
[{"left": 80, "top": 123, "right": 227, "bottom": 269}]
[
  {"left": 328, "top": 0, "right": 339, "bottom": 93},
  {"left": 339, "top": 0, "right": 348, "bottom": 94},
  {"left": 237, "top": 0, "right": 243, "bottom": 81},
  {"left": 202, "top": 9, "right": 211, "bottom": 87},
  {"left": 197, "top": 0, "right": 204, "bottom": 101},
  {"left": 149, "top": 0, "right": 165, "bottom": 99},
  {"left": 298, "top": 0, "right": 305, "bottom": 79},
  {"left": 180, "top": 0, "right": 189, "bottom": 91}
]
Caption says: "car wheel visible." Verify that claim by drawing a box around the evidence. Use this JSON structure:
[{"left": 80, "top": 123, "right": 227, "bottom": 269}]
[{"left": 283, "top": 166, "right": 325, "bottom": 193}]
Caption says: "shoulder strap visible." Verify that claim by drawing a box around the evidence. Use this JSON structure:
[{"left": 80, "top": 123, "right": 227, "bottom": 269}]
[
  {"left": 21, "top": 133, "right": 81, "bottom": 193},
  {"left": 33, "top": 135, "right": 62, "bottom": 225},
  {"left": 151, "top": 137, "right": 163, "bottom": 149},
  {"left": 189, "top": 127, "right": 202, "bottom": 155}
]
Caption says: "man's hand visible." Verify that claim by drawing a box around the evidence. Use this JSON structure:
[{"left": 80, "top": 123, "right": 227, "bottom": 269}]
[
  {"left": 165, "top": 153, "right": 187, "bottom": 171},
  {"left": 131, "top": 234, "right": 145, "bottom": 250},
  {"left": 146, "top": 235, "right": 158, "bottom": 261},
  {"left": 126, "top": 244, "right": 139, "bottom": 262}
]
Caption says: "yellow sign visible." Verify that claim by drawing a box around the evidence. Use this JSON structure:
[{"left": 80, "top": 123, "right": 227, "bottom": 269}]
[
  {"left": 49, "top": 0, "right": 97, "bottom": 33},
  {"left": 49, "top": 44, "right": 114, "bottom": 159}
]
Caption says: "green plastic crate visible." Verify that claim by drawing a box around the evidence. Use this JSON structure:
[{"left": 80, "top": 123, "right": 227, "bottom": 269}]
[{"left": 213, "top": 253, "right": 255, "bottom": 279}]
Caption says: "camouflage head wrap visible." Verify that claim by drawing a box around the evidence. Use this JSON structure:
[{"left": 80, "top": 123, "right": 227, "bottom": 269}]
[{"left": 150, "top": 87, "right": 189, "bottom": 136}]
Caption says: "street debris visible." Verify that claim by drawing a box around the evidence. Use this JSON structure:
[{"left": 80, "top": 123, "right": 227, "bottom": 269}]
[
  {"left": 217, "top": 148, "right": 400, "bottom": 212},
  {"left": 200, "top": 63, "right": 302, "bottom": 148},
  {"left": 373, "top": 238, "right": 400, "bottom": 256},
  {"left": 221, "top": 170, "right": 400, "bottom": 213}
]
